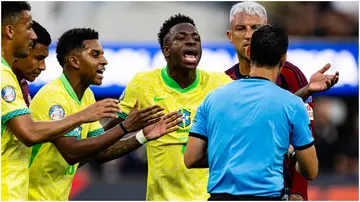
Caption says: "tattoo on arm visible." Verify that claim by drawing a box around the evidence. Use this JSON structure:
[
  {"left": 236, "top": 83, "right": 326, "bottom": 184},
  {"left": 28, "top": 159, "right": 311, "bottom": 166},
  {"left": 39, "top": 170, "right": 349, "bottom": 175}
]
[{"left": 93, "top": 135, "right": 142, "bottom": 164}]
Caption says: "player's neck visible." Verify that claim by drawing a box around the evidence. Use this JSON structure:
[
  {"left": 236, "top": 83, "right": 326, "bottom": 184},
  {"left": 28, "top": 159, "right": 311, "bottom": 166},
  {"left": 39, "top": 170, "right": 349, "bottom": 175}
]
[
  {"left": 249, "top": 65, "right": 279, "bottom": 83},
  {"left": 167, "top": 64, "right": 196, "bottom": 89},
  {"left": 63, "top": 70, "right": 88, "bottom": 101},
  {"left": 238, "top": 57, "right": 251, "bottom": 76},
  {"left": 1, "top": 42, "right": 15, "bottom": 68}
]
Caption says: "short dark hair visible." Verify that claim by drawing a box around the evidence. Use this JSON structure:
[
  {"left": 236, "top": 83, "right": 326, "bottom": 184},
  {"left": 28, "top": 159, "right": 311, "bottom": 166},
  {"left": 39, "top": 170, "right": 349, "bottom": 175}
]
[
  {"left": 56, "top": 28, "right": 98, "bottom": 67},
  {"left": 250, "top": 24, "right": 288, "bottom": 67},
  {"left": 32, "top": 20, "right": 51, "bottom": 47},
  {"left": 157, "top": 13, "right": 196, "bottom": 49},
  {"left": 1, "top": 1, "right": 31, "bottom": 25}
]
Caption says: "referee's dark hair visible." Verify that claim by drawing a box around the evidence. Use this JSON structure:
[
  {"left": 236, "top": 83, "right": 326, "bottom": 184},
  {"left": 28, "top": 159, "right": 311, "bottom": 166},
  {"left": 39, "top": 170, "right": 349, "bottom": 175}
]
[{"left": 250, "top": 24, "right": 288, "bottom": 67}]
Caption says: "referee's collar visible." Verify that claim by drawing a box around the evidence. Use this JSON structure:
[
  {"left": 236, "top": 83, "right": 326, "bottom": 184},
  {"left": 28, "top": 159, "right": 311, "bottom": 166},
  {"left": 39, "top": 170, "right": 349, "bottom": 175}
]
[{"left": 246, "top": 76, "right": 271, "bottom": 81}]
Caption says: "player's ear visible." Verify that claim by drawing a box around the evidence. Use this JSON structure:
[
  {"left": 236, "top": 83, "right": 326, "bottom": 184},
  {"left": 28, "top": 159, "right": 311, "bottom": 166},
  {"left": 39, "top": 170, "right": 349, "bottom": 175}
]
[
  {"left": 69, "top": 55, "right": 80, "bottom": 70},
  {"left": 226, "top": 30, "right": 233, "bottom": 43},
  {"left": 3, "top": 24, "right": 14, "bottom": 39},
  {"left": 162, "top": 46, "right": 170, "bottom": 58}
]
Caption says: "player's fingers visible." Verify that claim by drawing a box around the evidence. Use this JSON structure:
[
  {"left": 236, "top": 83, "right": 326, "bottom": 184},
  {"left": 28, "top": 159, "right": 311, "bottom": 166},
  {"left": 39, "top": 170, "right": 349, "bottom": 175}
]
[
  {"left": 166, "top": 126, "right": 180, "bottom": 134},
  {"left": 167, "top": 118, "right": 182, "bottom": 128},
  {"left": 146, "top": 117, "right": 162, "bottom": 125},
  {"left": 142, "top": 107, "right": 164, "bottom": 117},
  {"left": 102, "top": 113, "right": 119, "bottom": 119},
  {"left": 139, "top": 104, "right": 162, "bottom": 113},
  {"left": 318, "top": 63, "right": 331, "bottom": 74},
  {"left": 104, "top": 98, "right": 119, "bottom": 104},
  {"left": 132, "top": 99, "right": 139, "bottom": 109},
  {"left": 144, "top": 112, "right": 165, "bottom": 122},
  {"left": 165, "top": 113, "right": 182, "bottom": 124},
  {"left": 104, "top": 107, "right": 122, "bottom": 113}
]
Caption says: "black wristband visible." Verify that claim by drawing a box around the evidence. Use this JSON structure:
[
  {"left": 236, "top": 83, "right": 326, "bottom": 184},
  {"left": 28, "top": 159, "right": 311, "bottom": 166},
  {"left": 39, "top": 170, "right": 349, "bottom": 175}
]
[{"left": 119, "top": 122, "right": 128, "bottom": 134}]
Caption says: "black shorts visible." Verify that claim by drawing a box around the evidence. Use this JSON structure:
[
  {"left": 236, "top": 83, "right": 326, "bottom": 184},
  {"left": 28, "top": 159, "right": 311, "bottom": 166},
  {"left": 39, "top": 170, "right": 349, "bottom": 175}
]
[{"left": 208, "top": 193, "right": 281, "bottom": 201}]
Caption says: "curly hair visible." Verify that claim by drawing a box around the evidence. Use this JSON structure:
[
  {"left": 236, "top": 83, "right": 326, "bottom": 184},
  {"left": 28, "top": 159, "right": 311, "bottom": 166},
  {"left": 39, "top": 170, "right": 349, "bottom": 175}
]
[
  {"left": 157, "top": 13, "right": 196, "bottom": 49},
  {"left": 56, "top": 28, "right": 98, "bottom": 67}
]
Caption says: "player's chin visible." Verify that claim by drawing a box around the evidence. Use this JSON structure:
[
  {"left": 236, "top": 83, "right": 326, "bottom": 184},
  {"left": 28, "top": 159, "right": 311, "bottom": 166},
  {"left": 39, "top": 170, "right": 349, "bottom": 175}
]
[{"left": 181, "top": 61, "right": 199, "bottom": 70}]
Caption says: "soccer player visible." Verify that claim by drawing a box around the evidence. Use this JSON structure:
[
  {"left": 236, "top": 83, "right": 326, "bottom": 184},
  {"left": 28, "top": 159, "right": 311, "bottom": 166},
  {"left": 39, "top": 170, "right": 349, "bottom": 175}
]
[
  {"left": 103, "top": 14, "right": 232, "bottom": 200},
  {"left": 28, "top": 28, "right": 181, "bottom": 201},
  {"left": 185, "top": 24, "right": 318, "bottom": 200},
  {"left": 224, "top": 2, "right": 338, "bottom": 200},
  {"left": 13, "top": 20, "right": 51, "bottom": 107},
  {"left": 1, "top": 2, "right": 120, "bottom": 200}
]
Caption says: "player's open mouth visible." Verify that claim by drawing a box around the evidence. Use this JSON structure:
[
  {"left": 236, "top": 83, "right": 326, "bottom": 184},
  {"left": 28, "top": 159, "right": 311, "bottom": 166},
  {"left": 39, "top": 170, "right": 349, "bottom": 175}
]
[
  {"left": 182, "top": 50, "right": 198, "bottom": 64},
  {"left": 96, "top": 69, "right": 105, "bottom": 79}
]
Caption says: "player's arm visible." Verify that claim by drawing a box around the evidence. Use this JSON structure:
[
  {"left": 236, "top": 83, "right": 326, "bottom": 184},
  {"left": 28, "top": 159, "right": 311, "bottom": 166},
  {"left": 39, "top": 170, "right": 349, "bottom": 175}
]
[
  {"left": 290, "top": 100, "right": 318, "bottom": 181},
  {"left": 294, "top": 63, "right": 339, "bottom": 101},
  {"left": 6, "top": 98, "right": 120, "bottom": 147},
  {"left": 81, "top": 111, "right": 182, "bottom": 165},
  {"left": 54, "top": 100, "right": 165, "bottom": 165},
  {"left": 184, "top": 99, "right": 209, "bottom": 168}
]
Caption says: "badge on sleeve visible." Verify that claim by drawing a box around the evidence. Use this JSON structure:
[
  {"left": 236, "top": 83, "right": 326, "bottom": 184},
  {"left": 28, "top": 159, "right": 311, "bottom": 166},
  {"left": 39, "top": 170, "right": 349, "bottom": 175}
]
[
  {"left": 49, "top": 105, "right": 65, "bottom": 120},
  {"left": 305, "top": 103, "right": 314, "bottom": 120},
  {"left": 119, "top": 90, "right": 125, "bottom": 101},
  {"left": 1, "top": 86, "right": 16, "bottom": 103}
]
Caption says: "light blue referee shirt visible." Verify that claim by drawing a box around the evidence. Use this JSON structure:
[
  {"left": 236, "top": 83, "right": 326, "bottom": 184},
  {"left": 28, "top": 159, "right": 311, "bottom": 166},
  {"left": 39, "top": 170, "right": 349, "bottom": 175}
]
[{"left": 190, "top": 77, "right": 314, "bottom": 197}]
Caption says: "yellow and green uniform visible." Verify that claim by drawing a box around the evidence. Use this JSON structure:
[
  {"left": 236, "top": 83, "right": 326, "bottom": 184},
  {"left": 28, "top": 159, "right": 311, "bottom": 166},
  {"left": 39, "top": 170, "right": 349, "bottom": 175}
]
[
  {"left": 1, "top": 57, "right": 31, "bottom": 201},
  {"left": 28, "top": 74, "right": 104, "bottom": 201},
  {"left": 118, "top": 66, "right": 232, "bottom": 200}
]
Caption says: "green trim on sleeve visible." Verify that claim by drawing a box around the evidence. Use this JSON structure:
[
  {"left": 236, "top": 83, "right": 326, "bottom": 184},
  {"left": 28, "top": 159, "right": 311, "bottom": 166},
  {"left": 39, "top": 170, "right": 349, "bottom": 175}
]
[
  {"left": 1, "top": 108, "right": 30, "bottom": 125},
  {"left": 87, "top": 128, "right": 105, "bottom": 138},
  {"left": 116, "top": 112, "right": 128, "bottom": 120},
  {"left": 64, "top": 129, "right": 81, "bottom": 140}
]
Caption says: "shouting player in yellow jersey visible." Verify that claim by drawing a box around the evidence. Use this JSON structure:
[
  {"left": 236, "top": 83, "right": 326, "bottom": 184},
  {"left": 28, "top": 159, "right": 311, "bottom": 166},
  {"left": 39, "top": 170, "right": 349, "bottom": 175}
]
[
  {"left": 104, "top": 14, "right": 232, "bottom": 200},
  {"left": 28, "top": 28, "right": 182, "bottom": 201},
  {"left": 1, "top": 2, "right": 122, "bottom": 201}
]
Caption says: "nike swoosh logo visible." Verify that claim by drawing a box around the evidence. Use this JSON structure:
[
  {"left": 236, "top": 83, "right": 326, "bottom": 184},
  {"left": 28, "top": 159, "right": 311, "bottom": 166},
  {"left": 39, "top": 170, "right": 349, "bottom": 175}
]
[{"left": 153, "top": 96, "right": 167, "bottom": 102}]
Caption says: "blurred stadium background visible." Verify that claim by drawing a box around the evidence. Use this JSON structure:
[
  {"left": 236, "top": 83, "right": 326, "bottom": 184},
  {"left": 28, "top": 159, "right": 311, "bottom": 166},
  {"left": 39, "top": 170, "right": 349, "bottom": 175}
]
[{"left": 28, "top": 1, "right": 358, "bottom": 200}]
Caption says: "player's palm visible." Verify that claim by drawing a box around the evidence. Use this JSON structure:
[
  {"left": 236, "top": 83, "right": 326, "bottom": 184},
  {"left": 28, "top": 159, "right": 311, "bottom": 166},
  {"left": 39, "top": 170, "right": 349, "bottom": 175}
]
[
  {"left": 309, "top": 63, "right": 339, "bottom": 93},
  {"left": 143, "top": 111, "right": 182, "bottom": 141}
]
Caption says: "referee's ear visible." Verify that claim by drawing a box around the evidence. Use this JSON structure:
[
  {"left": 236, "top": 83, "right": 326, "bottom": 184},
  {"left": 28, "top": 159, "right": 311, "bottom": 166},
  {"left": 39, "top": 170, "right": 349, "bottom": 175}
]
[{"left": 279, "top": 54, "right": 287, "bottom": 69}]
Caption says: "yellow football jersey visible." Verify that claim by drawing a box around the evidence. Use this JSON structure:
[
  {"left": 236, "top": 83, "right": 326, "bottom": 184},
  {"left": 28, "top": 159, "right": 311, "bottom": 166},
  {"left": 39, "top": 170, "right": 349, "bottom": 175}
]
[
  {"left": 1, "top": 57, "right": 32, "bottom": 201},
  {"left": 119, "top": 66, "right": 232, "bottom": 200},
  {"left": 28, "top": 74, "right": 104, "bottom": 201}
]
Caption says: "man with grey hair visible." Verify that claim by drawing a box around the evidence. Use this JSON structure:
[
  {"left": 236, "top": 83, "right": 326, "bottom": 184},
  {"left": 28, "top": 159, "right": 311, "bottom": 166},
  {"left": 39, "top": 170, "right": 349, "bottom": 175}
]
[{"left": 224, "top": 1, "right": 339, "bottom": 201}]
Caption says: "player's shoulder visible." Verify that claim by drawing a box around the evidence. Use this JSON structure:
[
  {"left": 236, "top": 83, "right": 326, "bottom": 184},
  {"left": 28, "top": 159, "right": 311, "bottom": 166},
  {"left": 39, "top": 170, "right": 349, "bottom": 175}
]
[
  {"left": 32, "top": 78, "right": 66, "bottom": 102},
  {"left": 133, "top": 68, "right": 162, "bottom": 80},
  {"left": 83, "top": 87, "right": 96, "bottom": 103},
  {"left": 198, "top": 69, "right": 232, "bottom": 84},
  {"left": 1, "top": 64, "right": 18, "bottom": 85},
  {"left": 282, "top": 61, "right": 307, "bottom": 80}
]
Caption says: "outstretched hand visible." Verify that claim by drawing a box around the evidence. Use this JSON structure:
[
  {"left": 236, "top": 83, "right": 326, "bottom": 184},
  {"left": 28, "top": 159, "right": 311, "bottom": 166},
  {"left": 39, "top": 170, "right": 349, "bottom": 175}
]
[
  {"left": 309, "top": 63, "right": 339, "bottom": 93},
  {"left": 143, "top": 111, "right": 183, "bottom": 141}
]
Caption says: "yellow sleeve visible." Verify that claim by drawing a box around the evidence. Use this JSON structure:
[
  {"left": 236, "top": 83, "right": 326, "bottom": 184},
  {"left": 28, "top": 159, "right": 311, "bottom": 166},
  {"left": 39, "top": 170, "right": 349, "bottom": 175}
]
[
  {"left": 86, "top": 91, "right": 104, "bottom": 138},
  {"left": 30, "top": 90, "right": 80, "bottom": 139},
  {"left": 1, "top": 67, "right": 30, "bottom": 125},
  {"left": 117, "top": 73, "right": 144, "bottom": 119}
]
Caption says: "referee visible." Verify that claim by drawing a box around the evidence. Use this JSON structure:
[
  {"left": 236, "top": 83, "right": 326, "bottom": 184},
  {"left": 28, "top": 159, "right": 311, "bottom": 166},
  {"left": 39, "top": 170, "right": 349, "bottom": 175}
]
[{"left": 184, "top": 24, "right": 318, "bottom": 201}]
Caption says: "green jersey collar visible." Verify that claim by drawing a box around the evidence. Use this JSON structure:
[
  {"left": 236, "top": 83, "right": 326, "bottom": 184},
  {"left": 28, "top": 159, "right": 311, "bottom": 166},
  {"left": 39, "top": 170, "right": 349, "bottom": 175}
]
[
  {"left": 1, "top": 57, "right": 11, "bottom": 69},
  {"left": 59, "top": 73, "right": 82, "bottom": 105},
  {"left": 161, "top": 66, "right": 200, "bottom": 93}
]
